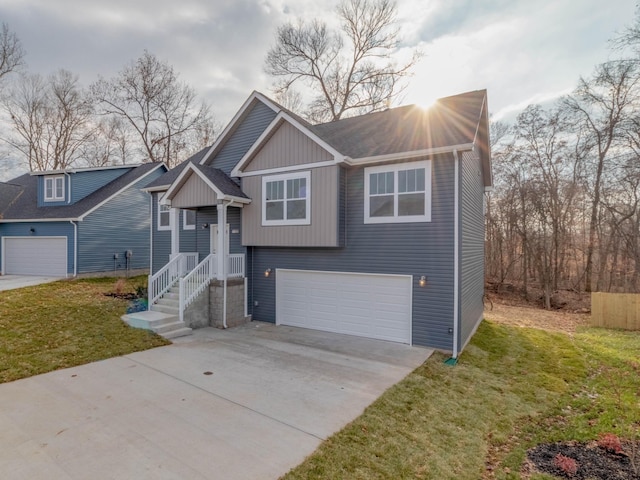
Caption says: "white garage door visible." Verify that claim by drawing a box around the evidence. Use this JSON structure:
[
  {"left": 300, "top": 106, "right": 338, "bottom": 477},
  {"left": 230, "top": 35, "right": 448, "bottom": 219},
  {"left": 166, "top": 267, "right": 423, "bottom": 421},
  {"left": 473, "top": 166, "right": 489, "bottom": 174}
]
[
  {"left": 276, "top": 269, "right": 412, "bottom": 344},
  {"left": 4, "top": 237, "right": 67, "bottom": 276}
]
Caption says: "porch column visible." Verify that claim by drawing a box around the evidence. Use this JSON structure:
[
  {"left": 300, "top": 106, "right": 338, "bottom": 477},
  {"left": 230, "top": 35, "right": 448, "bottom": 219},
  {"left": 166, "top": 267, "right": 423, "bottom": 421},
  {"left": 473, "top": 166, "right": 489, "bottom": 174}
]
[
  {"left": 216, "top": 202, "right": 227, "bottom": 280},
  {"left": 170, "top": 207, "right": 180, "bottom": 255}
]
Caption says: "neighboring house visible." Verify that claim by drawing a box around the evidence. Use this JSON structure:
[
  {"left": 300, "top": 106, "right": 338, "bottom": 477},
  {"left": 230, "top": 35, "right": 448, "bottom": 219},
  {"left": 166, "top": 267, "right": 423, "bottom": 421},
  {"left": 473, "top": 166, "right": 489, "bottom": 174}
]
[
  {"left": 0, "top": 163, "right": 167, "bottom": 277},
  {"left": 136, "top": 89, "right": 491, "bottom": 357}
]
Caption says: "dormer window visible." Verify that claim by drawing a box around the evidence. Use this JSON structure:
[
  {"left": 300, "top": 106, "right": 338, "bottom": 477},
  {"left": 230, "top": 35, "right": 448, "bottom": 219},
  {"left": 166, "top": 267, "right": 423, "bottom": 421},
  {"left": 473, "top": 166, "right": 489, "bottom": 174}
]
[{"left": 44, "top": 176, "right": 65, "bottom": 202}]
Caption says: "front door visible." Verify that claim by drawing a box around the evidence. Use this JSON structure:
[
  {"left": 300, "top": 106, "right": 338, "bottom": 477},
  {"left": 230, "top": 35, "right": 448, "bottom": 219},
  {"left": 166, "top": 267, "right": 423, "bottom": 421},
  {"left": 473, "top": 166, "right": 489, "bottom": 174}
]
[{"left": 210, "top": 223, "right": 230, "bottom": 256}]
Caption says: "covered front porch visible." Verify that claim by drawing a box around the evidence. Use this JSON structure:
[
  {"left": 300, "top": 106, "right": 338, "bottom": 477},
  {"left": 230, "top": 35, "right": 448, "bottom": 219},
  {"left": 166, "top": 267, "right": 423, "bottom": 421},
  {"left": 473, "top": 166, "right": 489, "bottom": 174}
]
[{"left": 129, "top": 163, "right": 252, "bottom": 338}]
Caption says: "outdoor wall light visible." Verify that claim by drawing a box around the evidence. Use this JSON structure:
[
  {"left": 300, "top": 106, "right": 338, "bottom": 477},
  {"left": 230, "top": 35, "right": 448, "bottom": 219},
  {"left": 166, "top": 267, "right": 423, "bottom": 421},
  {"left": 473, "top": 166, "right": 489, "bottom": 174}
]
[
  {"left": 201, "top": 223, "right": 209, "bottom": 229},
  {"left": 29, "top": 227, "right": 35, "bottom": 235},
  {"left": 419, "top": 275, "right": 427, "bottom": 287},
  {"left": 264, "top": 268, "right": 272, "bottom": 278}
]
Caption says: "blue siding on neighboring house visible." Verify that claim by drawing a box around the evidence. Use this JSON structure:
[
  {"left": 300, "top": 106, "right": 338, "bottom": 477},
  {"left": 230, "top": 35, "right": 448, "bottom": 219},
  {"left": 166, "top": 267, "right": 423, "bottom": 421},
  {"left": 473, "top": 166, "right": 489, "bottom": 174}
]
[
  {"left": 0, "top": 222, "right": 75, "bottom": 273},
  {"left": 77, "top": 168, "right": 163, "bottom": 274},
  {"left": 459, "top": 151, "right": 486, "bottom": 351},
  {"left": 71, "top": 167, "right": 132, "bottom": 203},
  {"left": 207, "top": 102, "right": 278, "bottom": 175},
  {"left": 37, "top": 175, "right": 70, "bottom": 207},
  {"left": 249, "top": 155, "right": 456, "bottom": 350}
]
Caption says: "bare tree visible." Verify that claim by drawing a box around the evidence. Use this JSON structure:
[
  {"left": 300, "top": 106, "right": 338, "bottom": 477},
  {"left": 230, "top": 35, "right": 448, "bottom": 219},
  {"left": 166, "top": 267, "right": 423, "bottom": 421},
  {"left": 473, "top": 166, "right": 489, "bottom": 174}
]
[
  {"left": 91, "top": 51, "right": 215, "bottom": 167},
  {"left": 1, "top": 70, "right": 95, "bottom": 171},
  {"left": 265, "top": 0, "right": 421, "bottom": 123},
  {"left": 0, "top": 23, "right": 25, "bottom": 83}
]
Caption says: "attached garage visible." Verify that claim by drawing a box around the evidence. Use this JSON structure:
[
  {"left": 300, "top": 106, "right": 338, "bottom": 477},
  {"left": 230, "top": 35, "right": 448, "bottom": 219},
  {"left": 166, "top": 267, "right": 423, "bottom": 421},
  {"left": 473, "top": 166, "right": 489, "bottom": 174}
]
[
  {"left": 3, "top": 237, "right": 68, "bottom": 277},
  {"left": 276, "top": 269, "right": 412, "bottom": 344}
]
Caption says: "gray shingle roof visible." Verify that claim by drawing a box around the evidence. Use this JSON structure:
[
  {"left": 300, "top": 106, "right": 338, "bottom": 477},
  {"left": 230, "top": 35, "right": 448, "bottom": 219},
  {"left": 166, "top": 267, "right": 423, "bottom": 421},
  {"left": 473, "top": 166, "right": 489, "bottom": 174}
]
[
  {"left": 309, "top": 90, "right": 487, "bottom": 159},
  {"left": 192, "top": 164, "right": 248, "bottom": 199},
  {"left": 0, "top": 162, "right": 165, "bottom": 221},
  {"left": 145, "top": 146, "right": 211, "bottom": 189}
]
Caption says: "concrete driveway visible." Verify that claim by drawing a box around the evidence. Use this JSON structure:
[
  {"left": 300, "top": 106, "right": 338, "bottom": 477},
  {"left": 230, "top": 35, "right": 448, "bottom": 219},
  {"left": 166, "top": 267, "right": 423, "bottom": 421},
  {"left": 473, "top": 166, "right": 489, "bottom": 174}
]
[
  {"left": 0, "top": 275, "right": 63, "bottom": 291},
  {"left": 0, "top": 322, "right": 432, "bottom": 479}
]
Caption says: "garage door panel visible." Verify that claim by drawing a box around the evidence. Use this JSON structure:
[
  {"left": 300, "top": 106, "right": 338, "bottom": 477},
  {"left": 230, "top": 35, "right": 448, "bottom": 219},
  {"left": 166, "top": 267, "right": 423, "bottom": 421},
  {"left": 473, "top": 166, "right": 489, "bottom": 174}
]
[
  {"left": 277, "top": 270, "right": 412, "bottom": 344},
  {"left": 4, "top": 237, "right": 67, "bottom": 276}
]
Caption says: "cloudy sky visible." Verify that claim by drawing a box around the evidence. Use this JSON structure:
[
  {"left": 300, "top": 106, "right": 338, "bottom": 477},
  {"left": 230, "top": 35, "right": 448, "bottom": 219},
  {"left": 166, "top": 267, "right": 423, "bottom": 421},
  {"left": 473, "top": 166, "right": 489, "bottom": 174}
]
[{"left": 0, "top": 0, "right": 636, "bottom": 172}]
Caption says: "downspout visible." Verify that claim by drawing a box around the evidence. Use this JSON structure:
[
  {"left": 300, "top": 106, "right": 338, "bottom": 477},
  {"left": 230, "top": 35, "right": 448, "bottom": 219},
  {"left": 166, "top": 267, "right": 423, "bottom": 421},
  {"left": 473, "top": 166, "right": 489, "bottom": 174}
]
[
  {"left": 70, "top": 220, "right": 77, "bottom": 277},
  {"left": 446, "top": 150, "right": 461, "bottom": 365},
  {"left": 222, "top": 201, "right": 229, "bottom": 328}
]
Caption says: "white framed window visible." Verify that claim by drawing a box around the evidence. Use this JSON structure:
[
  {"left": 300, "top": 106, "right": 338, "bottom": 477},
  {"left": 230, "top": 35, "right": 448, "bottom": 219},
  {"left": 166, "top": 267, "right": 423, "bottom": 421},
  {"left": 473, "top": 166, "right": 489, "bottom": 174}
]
[
  {"left": 262, "top": 171, "right": 311, "bottom": 226},
  {"left": 182, "top": 209, "right": 196, "bottom": 230},
  {"left": 44, "top": 175, "right": 65, "bottom": 202},
  {"left": 158, "top": 198, "right": 171, "bottom": 231},
  {"left": 364, "top": 161, "right": 431, "bottom": 223}
]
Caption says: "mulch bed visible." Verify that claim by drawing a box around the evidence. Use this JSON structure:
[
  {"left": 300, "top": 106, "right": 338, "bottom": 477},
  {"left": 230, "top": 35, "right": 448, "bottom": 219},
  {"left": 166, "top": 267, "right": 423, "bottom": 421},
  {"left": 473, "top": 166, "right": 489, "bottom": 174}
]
[
  {"left": 103, "top": 292, "right": 139, "bottom": 300},
  {"left": 525, "top": 441, "right": 640, "bottom": 479}
]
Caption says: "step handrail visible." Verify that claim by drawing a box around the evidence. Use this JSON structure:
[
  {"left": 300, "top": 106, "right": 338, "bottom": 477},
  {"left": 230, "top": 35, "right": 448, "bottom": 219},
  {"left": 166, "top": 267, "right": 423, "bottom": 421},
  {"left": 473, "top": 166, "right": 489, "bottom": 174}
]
[
  {"left": 148, "top": 253, "right": 197, "bottom": 306},
  {"left": 179, "top": 254, "right": 217, "bottom": 323}
]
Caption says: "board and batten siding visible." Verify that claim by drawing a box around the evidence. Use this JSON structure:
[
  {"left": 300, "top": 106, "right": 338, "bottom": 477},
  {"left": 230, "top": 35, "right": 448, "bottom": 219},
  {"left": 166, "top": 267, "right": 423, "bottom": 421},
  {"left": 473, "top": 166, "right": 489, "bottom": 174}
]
[
  {"left": 77, "top": 170, "right": 163, "bottom": 273},
  {"left": 0, "top": 222, "right": 75, "bottom": 273},
  {"left": 459, "top": 150, "right": 485, "bottom": 351},
  {"left": 206, "top": 101, "right": 278, "bottom": 175},
  {"left": 242, "top": 165, "right": 339, "bottom": 247},
  {"left": 71, "top": 167, "right": 132, "bottom": 203},
  {"left": 170, "top": 173, "right": 218, "bottom": 209},
  {"left": 244, "top": 121, "right": 333, "bottom": 172},
  {"left": 249, "top": 154, "right": 457, "bottom": 350}
]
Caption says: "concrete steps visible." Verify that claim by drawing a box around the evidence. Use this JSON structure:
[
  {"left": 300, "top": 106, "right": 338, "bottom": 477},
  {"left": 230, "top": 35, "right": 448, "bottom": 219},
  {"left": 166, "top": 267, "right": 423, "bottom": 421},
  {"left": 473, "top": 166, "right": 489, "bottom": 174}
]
[{"left": 122, "top": 310, "right": 192, "bottom": 339}]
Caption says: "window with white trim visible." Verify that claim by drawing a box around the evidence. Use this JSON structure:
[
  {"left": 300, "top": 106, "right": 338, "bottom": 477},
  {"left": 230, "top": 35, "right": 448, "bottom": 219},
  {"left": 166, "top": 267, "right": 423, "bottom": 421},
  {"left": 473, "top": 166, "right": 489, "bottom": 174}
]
[
  {"left": 158, "top": 199, "right": 171, "bottom": 231},
  {"left": 182, "top": 209, "right": 196, "bottom": 230},
  {"left": 44, "top": 175, "right": 65, "bottom": 202},
  {"left": 364, "top": 161, "right": 431, "bottom": 223},
  {"left": 262, "top": 171, "right": 311, "bottom": 226}
]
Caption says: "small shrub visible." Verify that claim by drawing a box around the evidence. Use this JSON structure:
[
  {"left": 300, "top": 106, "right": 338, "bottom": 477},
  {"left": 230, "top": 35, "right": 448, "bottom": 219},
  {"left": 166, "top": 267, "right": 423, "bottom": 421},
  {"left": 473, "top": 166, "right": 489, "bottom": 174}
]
[
  {"left": 126, "top": 298, "right": 148, "bottom": 314},
  {"left": 553, "top": 453, "right": 578, "bottom": 476},
  {"left": 598, "top": 433, "right": 623, "bottom": 454},
  {"left": 135, "top": 285, "right": 148, "bottom": 299}
]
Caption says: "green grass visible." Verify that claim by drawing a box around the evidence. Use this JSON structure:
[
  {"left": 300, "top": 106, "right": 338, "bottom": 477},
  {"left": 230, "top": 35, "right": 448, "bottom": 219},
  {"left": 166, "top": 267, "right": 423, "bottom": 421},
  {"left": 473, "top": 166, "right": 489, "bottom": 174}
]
[
  {"left": 0, "top": 276, "right": 169, "bottom": 383},
  {"left": 282, "top": 320, "right": 640, "bottom": 480}
]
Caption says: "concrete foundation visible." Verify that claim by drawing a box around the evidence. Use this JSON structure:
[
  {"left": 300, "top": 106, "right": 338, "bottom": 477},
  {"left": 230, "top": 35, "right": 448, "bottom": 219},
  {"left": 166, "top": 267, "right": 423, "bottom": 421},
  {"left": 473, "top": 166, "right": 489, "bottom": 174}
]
[
  {"left": 183, "top": 287, "right": 210, "bottom": 329},
  {"left": 209, "top": 277, "right": 250, "bottom": 329}
]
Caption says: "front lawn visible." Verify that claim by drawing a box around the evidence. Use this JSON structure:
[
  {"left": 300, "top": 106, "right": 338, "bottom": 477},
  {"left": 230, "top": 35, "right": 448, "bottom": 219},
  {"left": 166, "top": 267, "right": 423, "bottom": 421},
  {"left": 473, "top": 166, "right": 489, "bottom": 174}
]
[
  {"left": 282, "top": 319, "right": 640, "bottom": 479},
  {"left": 0, "top": 276, "right": 169, "bottom": 383}
]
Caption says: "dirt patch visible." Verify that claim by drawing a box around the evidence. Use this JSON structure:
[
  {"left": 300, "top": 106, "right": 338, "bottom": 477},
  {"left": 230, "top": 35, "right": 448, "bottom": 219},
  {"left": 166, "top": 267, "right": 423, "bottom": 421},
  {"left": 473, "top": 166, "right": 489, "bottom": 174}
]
[{"left": 484, "top": 302, "right": 589, "bottom": 335}]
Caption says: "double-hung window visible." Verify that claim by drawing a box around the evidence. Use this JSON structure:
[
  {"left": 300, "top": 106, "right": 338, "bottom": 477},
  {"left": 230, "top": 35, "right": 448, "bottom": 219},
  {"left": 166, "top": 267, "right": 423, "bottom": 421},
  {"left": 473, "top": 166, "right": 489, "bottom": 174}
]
[
  {"left": 364, "top": 161, "right": 431, "bottom": 223},
  {"left": 44, "top": 176, "right": 65, "bottom": 202},
  {"left": 158, "top": 198, "right": 171, "bottom": 231},
  {"left": 262, "top": 171, "right": 311, "bottom": 226}
]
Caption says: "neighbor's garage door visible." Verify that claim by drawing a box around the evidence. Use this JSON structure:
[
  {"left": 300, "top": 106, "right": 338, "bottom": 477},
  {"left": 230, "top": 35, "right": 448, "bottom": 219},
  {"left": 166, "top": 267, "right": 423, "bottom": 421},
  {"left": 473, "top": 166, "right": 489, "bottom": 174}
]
[
  {"left": 4, "top": 237, "right": 67, "bottom": 276},
  {"left": 276, "top": 269, "right": 412, "bottom": 344}
]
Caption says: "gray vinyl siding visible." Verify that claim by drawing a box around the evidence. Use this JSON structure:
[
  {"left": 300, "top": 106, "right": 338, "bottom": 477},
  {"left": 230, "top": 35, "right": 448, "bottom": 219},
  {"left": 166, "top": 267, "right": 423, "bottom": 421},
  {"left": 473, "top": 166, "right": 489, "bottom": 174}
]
[
  {"left": 249, "top": 154, "right": 456, "bottom": 350},
  {"left": 152, "top": 191, "right": 171, "bottom": 273},
  {"left": 241, "top": 165, "right": 339, "bottom": 247},
  {"left": 0, "top": 222, "right": 75, "bottom": 273},
  {"left": 206, "top": 101, "right": 278, "bottom": 175},
  {"left": 71, "top": 167, "right": 132, "bottom": 203},
  {"left": 244, "top": 121, "right": 333, "bottom": 172},
  {"left": 459, "top": 150, "right": 486, "bottom": 350},
  {"left": 77, "top": 170, "right": 162, "bottom": 274},
  {"left": 171, "top": 173, "right": 218, "bottom": 208}
]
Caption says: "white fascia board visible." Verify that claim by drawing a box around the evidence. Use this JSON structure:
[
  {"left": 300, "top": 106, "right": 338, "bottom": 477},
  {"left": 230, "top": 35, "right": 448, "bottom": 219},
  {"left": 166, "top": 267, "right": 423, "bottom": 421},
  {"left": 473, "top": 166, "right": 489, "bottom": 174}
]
[
  {"left": 199, "top": 91, "right": 281, "bottom": 166},
  {"left": 235, "top": 160, "right": 338, "bottom": 178},
  {"left": 0, "top": 217, "right": 80, "bottom": 223},
  {"left": 231, "top": 111, "right": 346, "bottom": 177},
  {"left": 141, "top": 185, "right": 170, "bottom": 192},
  {"left": 77, "top": 163, "right": 166, "bottom": 220},
  {"left": 163, "top": 163, "right": 250, "bottom": 205},
  {"left": 30, "top": 163, "right": 145, "bottom": 176},
  {"left": 345, "top": 143, "right": 475, "bottom": 166}
]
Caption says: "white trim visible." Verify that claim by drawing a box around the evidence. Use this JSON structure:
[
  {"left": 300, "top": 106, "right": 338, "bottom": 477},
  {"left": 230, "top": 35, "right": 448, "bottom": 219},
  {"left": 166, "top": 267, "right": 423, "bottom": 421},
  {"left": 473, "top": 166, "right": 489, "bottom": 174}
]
[
  {"left": 78, "top": 163, "right": 166, "bottom": 220},
  {"left": 275, "top": 269, "right": 413, "bottom": 345},
  {"left": 345, "top": 144, "right": 475, "bottom": 166},
  {"left": 1, "top": 235, "right": 68, "bottom": 277},
  {"left": 231, "top": 112, "right": 346, "bottom": 176},
  {"left": 235, "top": 160, "right": 337, "bottom": 178},
  {"left": 70, "top": 220, "right": 77, "bottom": 277},
  {"left": 170, "top": 208, "right": 180, "bottom": 255},
  {"left": 452, "top": 150, "right": 460, "bottom": 359},
  {"left": 364, "top": 160, "right": 431, "bottom": 224},
  {"left": 149, "top": 193, "right": 154, "bottom": 272},
  {"left": 200, "top": 91, "right": 281, "bottom": 166},
  {"left": 261, "top": 171, "right": 311, "bottom": 226},
  {"left": 162, "top": 163, "right": 251, "bottom": 205},
  {"left": 182, "top": 209, "right": 196, "bottom": 230},
  {"left": 0, "top": 218, "right": 79, "bottom": 223},
  {"left": 141, "top": 185, "right": 170, "bottom": 193},
  {"left": 157, "top": 199, "right": 171, "bottom": 231},
  {"left": 44, "top": 175, "right": 65, "bottom": 202}
]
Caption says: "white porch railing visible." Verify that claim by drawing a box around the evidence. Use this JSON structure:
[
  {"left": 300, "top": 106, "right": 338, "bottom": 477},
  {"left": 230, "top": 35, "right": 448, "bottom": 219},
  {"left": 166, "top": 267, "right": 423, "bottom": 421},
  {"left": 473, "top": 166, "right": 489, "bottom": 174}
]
[
  {"left": 228, "top": 254, "right": 245, "bottom": 278},
  {"left": 180, "top": 254, "right": 217, "bottom": 321},
  {"left": 148, "top": 252, "right": 199, "bottom": 306}
]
